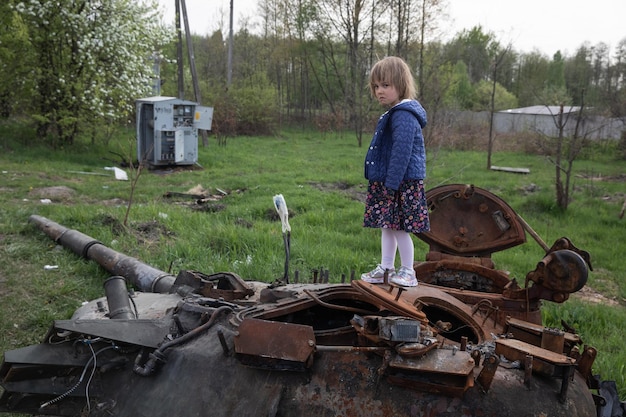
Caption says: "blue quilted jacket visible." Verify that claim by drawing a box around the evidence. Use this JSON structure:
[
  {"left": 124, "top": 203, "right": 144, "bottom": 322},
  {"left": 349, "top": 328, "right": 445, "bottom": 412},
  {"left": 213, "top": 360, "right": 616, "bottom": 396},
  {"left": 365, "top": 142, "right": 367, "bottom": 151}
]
[{"left": 364, "top": 99, "right": 427, "bottom": 191}]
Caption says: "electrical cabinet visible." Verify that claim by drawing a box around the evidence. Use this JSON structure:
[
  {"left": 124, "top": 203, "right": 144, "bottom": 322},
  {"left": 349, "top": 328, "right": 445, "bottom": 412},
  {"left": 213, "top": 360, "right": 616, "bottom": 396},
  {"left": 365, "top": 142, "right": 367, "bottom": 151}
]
[{"left": 136, "top": 96, "right": 213, "bottom": 167}]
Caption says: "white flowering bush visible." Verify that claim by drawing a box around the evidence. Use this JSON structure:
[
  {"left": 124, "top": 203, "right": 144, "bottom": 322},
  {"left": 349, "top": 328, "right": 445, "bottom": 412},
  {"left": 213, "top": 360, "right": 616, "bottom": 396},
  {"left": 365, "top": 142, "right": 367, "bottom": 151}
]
[{"left": 13, "top": 0, "right": 174, "bottom": 144}]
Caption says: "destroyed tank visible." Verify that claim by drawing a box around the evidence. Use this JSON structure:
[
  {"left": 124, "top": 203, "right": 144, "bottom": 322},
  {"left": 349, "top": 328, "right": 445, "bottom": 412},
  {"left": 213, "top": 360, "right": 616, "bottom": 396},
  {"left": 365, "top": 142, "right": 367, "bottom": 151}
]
[{"left": 1, "top": 184, "right": 624, "bottom": 417}]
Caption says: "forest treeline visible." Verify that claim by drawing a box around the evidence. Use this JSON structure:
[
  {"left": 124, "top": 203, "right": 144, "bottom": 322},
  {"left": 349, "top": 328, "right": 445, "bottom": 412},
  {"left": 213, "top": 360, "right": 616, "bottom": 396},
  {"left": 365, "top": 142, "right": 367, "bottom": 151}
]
[{"left": 1, "top": 0, "right": 625, "bottom": 147}]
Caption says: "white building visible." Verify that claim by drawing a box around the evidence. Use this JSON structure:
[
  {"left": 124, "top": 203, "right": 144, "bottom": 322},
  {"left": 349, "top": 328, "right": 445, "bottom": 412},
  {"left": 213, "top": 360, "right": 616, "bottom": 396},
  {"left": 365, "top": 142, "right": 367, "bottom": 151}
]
[{"left": 493, "top": 105, "right": 625, "bottom": 140}]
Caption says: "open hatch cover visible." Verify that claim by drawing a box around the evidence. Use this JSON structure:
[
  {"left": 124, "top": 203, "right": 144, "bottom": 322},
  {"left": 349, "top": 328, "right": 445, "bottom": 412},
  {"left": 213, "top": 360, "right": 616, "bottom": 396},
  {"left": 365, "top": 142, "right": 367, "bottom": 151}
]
[{"left": 418, "top": 184, "right": 526, "bottom": 257}]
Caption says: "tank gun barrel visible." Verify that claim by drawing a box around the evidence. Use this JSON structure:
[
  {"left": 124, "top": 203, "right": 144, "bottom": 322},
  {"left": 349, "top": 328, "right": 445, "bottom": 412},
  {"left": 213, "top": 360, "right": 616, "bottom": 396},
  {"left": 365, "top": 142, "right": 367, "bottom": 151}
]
[{"left": 29, "top": 214, "right": 176, "bottom": 293}]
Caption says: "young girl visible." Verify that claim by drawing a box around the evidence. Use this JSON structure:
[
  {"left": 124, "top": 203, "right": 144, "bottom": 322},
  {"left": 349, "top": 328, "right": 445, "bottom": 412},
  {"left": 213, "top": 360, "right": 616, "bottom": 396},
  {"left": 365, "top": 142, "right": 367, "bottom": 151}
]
[{"left": 361, "top": 56, "right": 430, "bottom": 287}]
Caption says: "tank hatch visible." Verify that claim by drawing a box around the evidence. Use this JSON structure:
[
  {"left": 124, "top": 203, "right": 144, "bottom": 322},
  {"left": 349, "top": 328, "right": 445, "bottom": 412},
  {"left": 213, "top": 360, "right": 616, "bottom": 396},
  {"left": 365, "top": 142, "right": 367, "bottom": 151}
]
[{"left": 418, "top": 184, "right": 526, "bottom": 257}]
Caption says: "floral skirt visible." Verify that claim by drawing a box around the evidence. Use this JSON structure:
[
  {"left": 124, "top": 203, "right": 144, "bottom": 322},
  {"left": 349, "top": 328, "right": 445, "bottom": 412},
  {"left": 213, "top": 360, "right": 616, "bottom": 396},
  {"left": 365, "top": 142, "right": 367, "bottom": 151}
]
[{"left": 363, "top": 179, "right": 430, "bottom": 233}]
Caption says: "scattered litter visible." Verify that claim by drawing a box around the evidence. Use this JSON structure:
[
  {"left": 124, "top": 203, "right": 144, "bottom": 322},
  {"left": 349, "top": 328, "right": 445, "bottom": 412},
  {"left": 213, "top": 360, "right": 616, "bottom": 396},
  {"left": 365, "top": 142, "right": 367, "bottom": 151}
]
[
  {"left": 187, "top": 184, "right": 208, "bottom": 195},
  {"left": 40, "top": 199, "right": 52, "bottom": 204},
  {"left": 233, "top": 255, "right": 253, "bottom": 267},
  {"left": 104, "top": 167, "right": 128, "bottom": 181},
  {"left": 44, "top": 265, "right": 59, "bottom": 270},
  {"left": 164, "top": 185, "right": 229, "bottom": 207},
  {"left": 158, "top": 212, "right": 168, "bottom": 219}
]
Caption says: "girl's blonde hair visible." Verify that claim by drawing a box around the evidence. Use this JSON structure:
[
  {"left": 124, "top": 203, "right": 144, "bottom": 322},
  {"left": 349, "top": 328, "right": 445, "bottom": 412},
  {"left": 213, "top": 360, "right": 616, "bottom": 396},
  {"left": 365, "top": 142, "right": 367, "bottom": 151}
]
[{"left": 368, "top": 56, "right": 416, "bottom": 100}]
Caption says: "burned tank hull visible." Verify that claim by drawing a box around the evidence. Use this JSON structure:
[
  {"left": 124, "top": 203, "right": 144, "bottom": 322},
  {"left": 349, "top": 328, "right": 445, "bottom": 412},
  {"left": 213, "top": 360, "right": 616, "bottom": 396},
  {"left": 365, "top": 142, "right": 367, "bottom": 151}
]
[
  {"left": 1, "top": 184, "right": 622, "bottom": 417},
  {"left": 0, "top": 286, "right": 597, "bottom": 417}
]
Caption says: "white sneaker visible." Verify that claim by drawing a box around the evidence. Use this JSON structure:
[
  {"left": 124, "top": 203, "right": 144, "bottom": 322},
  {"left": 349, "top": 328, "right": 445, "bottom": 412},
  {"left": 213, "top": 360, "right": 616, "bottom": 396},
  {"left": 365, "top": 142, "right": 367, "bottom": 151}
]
[
  {"left": 361, "top": 264, "right": 394, "bottom": 284},
  {"left": 390, "top": 266, "right": 418, "bottom": 287}
]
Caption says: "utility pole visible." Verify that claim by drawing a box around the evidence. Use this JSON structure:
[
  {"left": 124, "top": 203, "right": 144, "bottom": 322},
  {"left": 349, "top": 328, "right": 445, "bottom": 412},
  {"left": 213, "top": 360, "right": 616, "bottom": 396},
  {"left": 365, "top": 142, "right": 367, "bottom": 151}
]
[
  {"left": 175, "top": 0, "right": 184, "bottom": 99},
  {"left": 227, "top": 0, "right": 233, "bottom": 86},
  {"left": 177, "top": 0, "right": 208, "bottom": 145}
]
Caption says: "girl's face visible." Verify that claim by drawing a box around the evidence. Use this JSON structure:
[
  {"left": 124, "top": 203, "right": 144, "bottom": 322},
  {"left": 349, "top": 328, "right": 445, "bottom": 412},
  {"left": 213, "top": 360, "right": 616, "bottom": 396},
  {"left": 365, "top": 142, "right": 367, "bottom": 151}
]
[{"left": 372, "top": 80, "right": 400, "bottom": 108}]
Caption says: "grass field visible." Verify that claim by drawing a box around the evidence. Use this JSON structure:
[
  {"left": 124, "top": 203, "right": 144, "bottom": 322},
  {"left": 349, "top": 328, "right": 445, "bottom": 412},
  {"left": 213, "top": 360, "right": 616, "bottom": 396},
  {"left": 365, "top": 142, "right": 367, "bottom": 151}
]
[{"left": 1, "top": 123, "right": 625, "bottom": 408}]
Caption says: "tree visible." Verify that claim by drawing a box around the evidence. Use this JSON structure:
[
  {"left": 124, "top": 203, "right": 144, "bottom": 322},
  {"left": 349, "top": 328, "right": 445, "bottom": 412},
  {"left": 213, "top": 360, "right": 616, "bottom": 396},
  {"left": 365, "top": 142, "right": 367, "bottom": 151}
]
[
  {"left": 530, "top": 80, "right": 589, "bottom": 211},
  {"left": 564, "top": 45, "right": 592, "bottom": 108},
  {"left": 551, "top": 103, "right": 589, "bottom": 210},
  {"left": 414, "top": 0, "right": 446, "bottom": 101},
  {"left": 547, "top": 51, "right": 566, "bottom": 89},
  {"left": 473, "top": 80, "right": 516, "bottom": 111},
  {"left": 13, "top": 0, "right": 173, "bottom": 145},
  {"left": 606, "top": 38, "right": 626, "bottom": 121},
  {"left": 0, "top": 2, "right": 35, "bottom": 118},
  {"left": 486, "top": 44, "right": 511, "bottom": 169},
  {"left": 514, "top": 51, "right": 550, "bottom": 107},
  {"left": 446, "top": 61, "right": 474, "bottom": 109},
  {"left": 313, "top": 0, "right": 374, "bottom": 146},
  {"left": 445, "top": 26, "right": 494, "bottom": 84}
]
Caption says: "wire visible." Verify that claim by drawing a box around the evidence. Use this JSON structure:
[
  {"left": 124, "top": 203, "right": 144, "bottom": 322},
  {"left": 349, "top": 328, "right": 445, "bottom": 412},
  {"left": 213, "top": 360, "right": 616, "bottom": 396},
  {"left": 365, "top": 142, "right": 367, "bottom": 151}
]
[
  {"left": 40, "top": 341, "right": 116, "bottom": 410},
  {"left": 84, "top": 343, "right": 97, "bottom": 412},
  {"left": 129, "top": 292, "right": 140, "bottom": 319}
]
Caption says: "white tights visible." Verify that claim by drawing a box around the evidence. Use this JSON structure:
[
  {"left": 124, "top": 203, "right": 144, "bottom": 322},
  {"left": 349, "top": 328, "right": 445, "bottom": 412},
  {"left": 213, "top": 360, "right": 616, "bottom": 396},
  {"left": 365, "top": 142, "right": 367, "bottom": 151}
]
[{"left": 380, "top": 228, "right": 414, "bottom": 270}]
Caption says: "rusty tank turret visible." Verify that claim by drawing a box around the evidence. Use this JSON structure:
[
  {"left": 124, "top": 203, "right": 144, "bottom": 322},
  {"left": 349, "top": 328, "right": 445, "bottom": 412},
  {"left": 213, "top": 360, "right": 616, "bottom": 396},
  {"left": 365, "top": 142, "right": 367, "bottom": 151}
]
[{"left": 1, "top": 184, "right": 623, "bottom": 417}]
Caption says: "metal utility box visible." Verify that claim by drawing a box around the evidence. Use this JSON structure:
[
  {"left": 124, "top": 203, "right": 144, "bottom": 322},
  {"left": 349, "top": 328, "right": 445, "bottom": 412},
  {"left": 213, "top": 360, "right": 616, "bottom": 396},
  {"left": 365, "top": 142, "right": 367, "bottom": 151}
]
[{"left": 136, "top": 96, "right": 213, "bottom": 167}]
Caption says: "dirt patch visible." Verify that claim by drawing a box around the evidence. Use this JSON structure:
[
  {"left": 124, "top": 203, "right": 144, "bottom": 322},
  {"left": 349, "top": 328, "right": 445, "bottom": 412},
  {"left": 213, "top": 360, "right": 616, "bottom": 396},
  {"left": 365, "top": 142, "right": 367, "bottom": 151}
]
[
  {"left": 135, "top": 220, "right": 175, "bottom": 243},
  {"left": 94, "top": 214, "right": 127, "bottom": 236},
  {"left": 577, "top": 173, "right": 626, "bottom": 182},
  {"left": 146, "top": 165, "right": 204, "bottom": 176},
  {"left": 309, "top": 181, "right": 367, "bottom": 203},
  {"left": 572, "top": 285, "right": 623, "bottom": 307},
  {"left": 599, "top": 192, "right": 626, "bottom": 204},
  {"left": 92, "top": 213, "right": 175, "bottom": 245},
  {"left": 28, "top": 186, "right": 76, "bottom": 202},
  {"left": 102, "top": 198, "right": 127, "bottom": 207}
]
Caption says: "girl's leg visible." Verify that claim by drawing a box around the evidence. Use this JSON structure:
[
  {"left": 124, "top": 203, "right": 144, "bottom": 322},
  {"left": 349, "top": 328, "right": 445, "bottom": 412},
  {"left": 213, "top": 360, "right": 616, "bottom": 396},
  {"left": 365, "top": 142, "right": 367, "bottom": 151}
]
[
  {"left": 381, "top": 228, "right": 397, "bottom": 270},
  {"left": 389, "top": 229, "right": 418, "bottom": 286},
  {"left": 393, "top": 229, "right": 414, "bottom": 269},
  {"left": 361, "top": 228, "right": 397, "bottom": 282}
]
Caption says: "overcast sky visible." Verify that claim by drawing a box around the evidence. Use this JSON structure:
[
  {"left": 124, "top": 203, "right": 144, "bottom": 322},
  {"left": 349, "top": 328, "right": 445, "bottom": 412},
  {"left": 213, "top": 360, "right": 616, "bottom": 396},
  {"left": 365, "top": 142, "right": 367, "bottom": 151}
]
[{"left": 157, "top": 0, "right": 626, "bottom": 56}]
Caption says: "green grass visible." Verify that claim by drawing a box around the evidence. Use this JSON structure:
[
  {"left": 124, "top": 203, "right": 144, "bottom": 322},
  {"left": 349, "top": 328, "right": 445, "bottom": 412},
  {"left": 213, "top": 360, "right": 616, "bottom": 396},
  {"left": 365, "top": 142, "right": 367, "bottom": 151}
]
[{"left": 1, "top": 121, "right": 626, "bottom": 405}]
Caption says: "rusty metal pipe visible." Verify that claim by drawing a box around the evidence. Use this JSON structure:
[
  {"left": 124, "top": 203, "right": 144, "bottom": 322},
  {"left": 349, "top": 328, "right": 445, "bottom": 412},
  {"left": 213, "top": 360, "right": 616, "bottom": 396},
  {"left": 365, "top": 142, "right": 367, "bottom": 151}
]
[
  {"left": 104, "top": 276, "right": 136, "bottom": 319},
  {"left": 516, "top": 214, "right": 550, "bottom": 253},
  {"left": 29, "top": 215, "right": 176, "bottom": 293}
]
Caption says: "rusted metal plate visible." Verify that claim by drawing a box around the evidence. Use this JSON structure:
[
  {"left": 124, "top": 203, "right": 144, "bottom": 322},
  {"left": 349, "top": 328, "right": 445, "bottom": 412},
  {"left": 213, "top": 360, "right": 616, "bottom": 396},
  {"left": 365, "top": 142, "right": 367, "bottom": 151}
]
[
  {"left": 351, "top": 280, "right": 428, "bottom": 323},
  {"left": 495, "top": 338, "right": 575, "bottom": 377},
  {"left": 403, "top": 285, "right": 496, "bottom": 343},
  {"left": 387, "top": 349, "right": 475, "bottom": 396},
  {"left": 389, "top": 348, "right": 475, "bottom": 376},
  {"left": 418, "top": 184, "right": 526, "bottom": 256},
  {"left": 496, "top": 338, "right": 574, "bottom": 365},
  {"left": 234, "top": 318, "right": 315, "bottom": 370},
  {"left": 505, "top": 317, "right": 581, "bottom": 348},
  {"left": 172, "top": 270, "right": 254, "bottom": 300}
]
